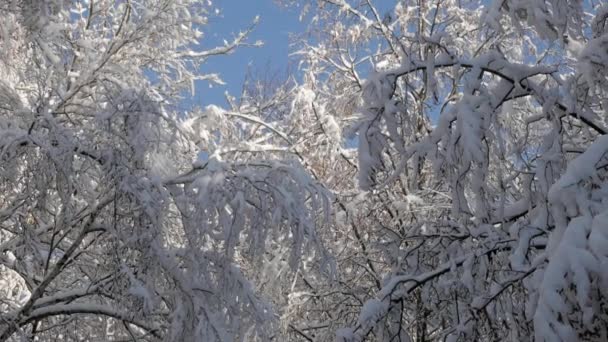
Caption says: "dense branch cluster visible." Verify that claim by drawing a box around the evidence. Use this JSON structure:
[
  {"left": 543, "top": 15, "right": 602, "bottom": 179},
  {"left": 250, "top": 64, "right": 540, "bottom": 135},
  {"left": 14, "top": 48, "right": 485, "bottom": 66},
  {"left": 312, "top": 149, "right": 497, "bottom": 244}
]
[{"left": 1, "top": 0, "right": 608, "bottom": 341}]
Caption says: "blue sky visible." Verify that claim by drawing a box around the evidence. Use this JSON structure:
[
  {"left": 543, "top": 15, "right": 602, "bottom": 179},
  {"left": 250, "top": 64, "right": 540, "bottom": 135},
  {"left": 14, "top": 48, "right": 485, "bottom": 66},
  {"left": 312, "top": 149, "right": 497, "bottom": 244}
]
[{"left": 195, "top": 1, "right": 305, "bottom": 107}]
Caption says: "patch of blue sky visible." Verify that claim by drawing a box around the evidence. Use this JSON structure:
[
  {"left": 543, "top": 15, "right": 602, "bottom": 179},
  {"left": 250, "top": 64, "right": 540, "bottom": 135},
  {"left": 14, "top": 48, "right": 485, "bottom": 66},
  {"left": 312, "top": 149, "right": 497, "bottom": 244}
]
[{"left": 189, "top": 0, "right": 306, "bottom": 108}]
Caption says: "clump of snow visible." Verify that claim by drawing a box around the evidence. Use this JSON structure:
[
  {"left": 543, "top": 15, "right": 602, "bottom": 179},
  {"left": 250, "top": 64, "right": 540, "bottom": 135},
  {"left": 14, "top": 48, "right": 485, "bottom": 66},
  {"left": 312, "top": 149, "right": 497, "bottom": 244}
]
[{"left": 358, "top": 298, "right": 388, "bottom": 325}]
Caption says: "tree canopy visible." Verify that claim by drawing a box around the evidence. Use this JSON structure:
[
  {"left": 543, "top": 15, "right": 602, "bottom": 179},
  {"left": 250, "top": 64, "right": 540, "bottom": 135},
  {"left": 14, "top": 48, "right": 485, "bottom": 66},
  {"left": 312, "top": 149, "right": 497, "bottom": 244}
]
[{"left": 1, "top": 1, "right": 608, "bottom": 341}]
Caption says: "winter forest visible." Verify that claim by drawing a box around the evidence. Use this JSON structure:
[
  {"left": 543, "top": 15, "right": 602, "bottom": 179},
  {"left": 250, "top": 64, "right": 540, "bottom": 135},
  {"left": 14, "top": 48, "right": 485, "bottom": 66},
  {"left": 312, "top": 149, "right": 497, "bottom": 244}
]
[{"left": 1, "top": 0, "right": 608, "bottom": 341}]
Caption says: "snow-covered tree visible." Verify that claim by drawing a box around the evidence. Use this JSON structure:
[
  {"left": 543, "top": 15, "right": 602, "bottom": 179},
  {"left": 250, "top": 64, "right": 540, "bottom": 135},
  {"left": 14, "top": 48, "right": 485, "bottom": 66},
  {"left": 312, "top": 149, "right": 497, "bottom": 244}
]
[
  {"left": 0, "top": 1, "right": 330, "bottom": 341},
  {"left": 282, "top": 0, "right": 608, "bottom": 341},
  {"left": 3, "top": 0, "right": 608, "bottom": 341}
]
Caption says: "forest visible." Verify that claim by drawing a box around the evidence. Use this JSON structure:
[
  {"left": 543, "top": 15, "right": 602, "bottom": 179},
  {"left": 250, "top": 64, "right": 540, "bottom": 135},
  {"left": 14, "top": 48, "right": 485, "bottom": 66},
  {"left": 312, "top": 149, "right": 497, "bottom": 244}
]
[{"left": 1, "top": 0, "right": 608, "bottom": 341}]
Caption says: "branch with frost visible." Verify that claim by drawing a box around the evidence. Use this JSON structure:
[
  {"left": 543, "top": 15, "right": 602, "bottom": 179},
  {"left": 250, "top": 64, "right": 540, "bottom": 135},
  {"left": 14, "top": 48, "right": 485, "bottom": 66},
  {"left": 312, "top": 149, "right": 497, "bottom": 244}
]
[
  {"left": 177, "top": 17, "right": 262, "bottom": 59},
  {"left": 23, "top": 303, "right": 161, "bottom": 339},
  {"left": 223, "top": 111, "right": 293, "bottom": 144},
  {"left": 343, "top": 239, "right": 516, "bottom": 341},
  {"left": 380, "top": 55, "right": 601, "bottom": 132},
  {"left": 31, "top": 276, "right": 115, "bottom": 310},
  {"left": 0, "top": 197, "right": 112, "bottom": 341},
  {"left": 358, "top": 51, "right": 606, "bottom": 189}
]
